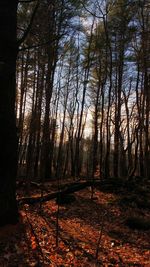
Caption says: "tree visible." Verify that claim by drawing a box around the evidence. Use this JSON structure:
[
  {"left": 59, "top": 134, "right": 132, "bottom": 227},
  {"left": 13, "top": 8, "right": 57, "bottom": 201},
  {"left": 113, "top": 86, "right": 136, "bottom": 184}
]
[
  {"left": 0, "top": 0, "right": 39, "bottom": 226},
  {"left": 0, "top": 0, "right": 19, "bottom": 226}
]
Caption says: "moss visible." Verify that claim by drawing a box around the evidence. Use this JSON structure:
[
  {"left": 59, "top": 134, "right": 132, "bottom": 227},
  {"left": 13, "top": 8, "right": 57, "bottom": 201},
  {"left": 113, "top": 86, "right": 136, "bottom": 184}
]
[
  {"left": 136, "top": 199, "right": 150, "bottom": 209},
  {"left": 120, "top": 195, "right": 150, "bottom": 209},
  {"left": 119, "top": 195, "right": 137, "bottom": 207},
  {"left": 56, "top": 193, "right": 76, "bottom": 205},
  {"left": 125, "top": 216, "right": 150, "bottom": 231}
]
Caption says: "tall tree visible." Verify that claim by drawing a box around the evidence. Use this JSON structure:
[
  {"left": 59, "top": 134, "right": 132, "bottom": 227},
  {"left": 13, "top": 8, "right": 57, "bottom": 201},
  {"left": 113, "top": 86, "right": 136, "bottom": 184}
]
[{"left": 0, "top": 0, "right": 19, "bottom": 226}]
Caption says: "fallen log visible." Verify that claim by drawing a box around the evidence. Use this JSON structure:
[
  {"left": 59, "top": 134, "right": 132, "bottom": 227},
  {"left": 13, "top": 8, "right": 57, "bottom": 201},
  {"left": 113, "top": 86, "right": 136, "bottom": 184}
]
[{"left": 18, "top": 181, "right": 95, "bottom": 205}]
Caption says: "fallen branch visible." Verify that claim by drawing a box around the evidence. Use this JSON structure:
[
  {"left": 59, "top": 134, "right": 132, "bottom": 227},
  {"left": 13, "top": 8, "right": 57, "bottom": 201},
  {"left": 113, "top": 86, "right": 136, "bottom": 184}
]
[{"left": 18, "top": 181, "right": 97, "bottom": 205}]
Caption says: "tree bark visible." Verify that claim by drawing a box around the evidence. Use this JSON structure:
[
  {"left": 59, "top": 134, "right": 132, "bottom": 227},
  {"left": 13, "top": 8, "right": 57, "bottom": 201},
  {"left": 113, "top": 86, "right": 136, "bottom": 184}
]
[{"left": 0, "top": 0, "right": 19, "bottom": 226}]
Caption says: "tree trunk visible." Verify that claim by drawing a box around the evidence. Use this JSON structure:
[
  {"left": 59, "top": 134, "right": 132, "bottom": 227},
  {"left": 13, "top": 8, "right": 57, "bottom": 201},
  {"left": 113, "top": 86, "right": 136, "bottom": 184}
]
[{"left": 0, "top": 0, "right": 19, "bottom": 226}]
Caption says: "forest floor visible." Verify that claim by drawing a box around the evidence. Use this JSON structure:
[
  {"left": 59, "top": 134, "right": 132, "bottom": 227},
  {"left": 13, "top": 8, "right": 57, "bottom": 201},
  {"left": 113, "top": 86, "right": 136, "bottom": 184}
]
[{"left": 0, "top": 178, "right": 150, "bottom": 267}]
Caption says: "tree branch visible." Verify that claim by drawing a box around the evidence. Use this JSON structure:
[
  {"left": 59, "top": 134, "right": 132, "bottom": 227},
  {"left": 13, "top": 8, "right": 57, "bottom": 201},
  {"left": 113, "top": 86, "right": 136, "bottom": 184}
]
[
  {"left": 17, "top": 1, "right": 39, "bottom": 46},
  {"left": 18, "top": 32, "right": 66, "bottom": 52},
  {"left": 81, "top": 2, "right": 103, "bottom": 19},
  {"left": 18, "top": 181, "right": 99, "bottom": 205}
]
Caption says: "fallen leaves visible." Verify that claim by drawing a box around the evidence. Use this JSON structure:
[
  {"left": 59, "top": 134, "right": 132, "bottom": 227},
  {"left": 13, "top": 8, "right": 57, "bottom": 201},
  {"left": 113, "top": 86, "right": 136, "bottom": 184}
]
[
  {"left": 0, "top": 186, "right": 149, "bottom": 266},
  {"left": 31, "top": 236, "right": 37, "bottom": 250}
]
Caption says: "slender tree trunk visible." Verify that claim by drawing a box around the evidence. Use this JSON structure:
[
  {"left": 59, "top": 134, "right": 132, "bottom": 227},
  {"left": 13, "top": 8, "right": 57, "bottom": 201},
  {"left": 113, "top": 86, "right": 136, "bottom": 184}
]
[
  {"left": 103, "top": 14, "right": 113, "bottom": 179},
  {"left": 40, "top": 2, "right": 59, "bottom": 180},
  {"left": 26, "top": 55, "right": 37, "bottom": 185},
  {"left": 141, "top": 12, "right": 150, "bottom": 179},
  {"left": 114, "top": 33, "right": 124, "bottom": 178},
  {"left": 18, "top": 51, "right": 29, "bottom": 169},
  {"left": 74, "top": 20, "right": 94, "bottom": 178}
]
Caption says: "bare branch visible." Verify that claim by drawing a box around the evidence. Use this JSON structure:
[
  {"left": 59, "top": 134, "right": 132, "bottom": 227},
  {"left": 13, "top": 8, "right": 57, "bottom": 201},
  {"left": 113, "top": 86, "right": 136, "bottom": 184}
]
[
  {"left": 17, "top": 1, "right": 39, "bottom": 46},
  {"left": 81, "top": 2, "right": 103, "bottom": 19}
]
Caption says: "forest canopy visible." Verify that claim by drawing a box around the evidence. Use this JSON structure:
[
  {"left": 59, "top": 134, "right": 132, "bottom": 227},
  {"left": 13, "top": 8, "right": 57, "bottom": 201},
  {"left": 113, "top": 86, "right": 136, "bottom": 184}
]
[{"left": 16, "top": 0, "right": 150, "bottom": 181}]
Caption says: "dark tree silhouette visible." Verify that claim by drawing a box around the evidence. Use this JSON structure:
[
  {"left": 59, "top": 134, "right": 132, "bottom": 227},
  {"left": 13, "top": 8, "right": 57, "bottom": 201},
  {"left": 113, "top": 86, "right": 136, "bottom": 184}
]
[{"left": 0, "top": 0, "right": 19, "bottom": 226}]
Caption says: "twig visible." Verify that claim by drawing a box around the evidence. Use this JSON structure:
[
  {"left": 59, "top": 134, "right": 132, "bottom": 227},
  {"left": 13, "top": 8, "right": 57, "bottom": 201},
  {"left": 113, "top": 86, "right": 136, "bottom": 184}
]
[
  {"left": 95, "top": 211, "right": 107, "bottom": 260},
  {"left": 24, "top": 206, "right": 45, "bottom": 264},
  {"left": 56, "top": 173, "right": 61, "bottom": 247},
  {"left": 56, "top": 203, "right": 60, "bottom": 247}
]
